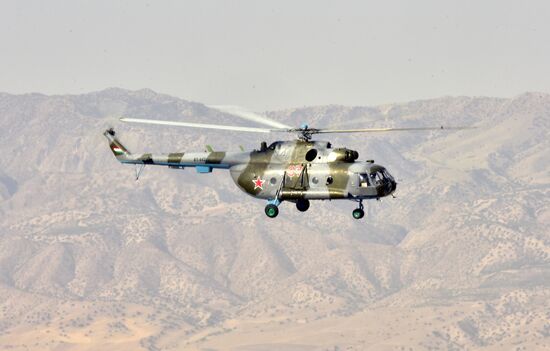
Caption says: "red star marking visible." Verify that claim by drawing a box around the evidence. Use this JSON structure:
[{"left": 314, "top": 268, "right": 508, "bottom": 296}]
[{"left": 252, "top": 177, "right": 265, "bottom": 190}]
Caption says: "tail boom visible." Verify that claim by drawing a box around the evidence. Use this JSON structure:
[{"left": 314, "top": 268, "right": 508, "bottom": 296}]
[{"left": 103, "top": 129, "right": 243, "bottom": 172}]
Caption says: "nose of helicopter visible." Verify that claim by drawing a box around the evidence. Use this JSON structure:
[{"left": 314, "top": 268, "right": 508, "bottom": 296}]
[
  {"left": 390, "top": 178, "right": 397, "bottom": 194},
  {"left": 370, "top": 166, "right": 397, "bottom": 197},
  {"left": 385, "top": 171, "right": 397, "bottom": 196}
]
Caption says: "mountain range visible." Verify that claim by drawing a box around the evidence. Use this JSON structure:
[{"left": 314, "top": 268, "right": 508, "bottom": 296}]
[{"left": 0, "top": 88, "right": 548, "bottom": 350}]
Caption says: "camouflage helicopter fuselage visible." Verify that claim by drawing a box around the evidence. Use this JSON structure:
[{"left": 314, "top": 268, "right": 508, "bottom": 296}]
[{"left": 104, "top": 129, "right": 396, "bottom": 218}]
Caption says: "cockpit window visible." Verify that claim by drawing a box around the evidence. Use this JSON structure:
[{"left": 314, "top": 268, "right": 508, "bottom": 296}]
[
  {"left": 268, "top": 142, "right": 279, "bottom": 150},
  {"left": 382, "top": 170, "right": 394, "bottom": 181},
  {"left": 370, "top": 168, "right": 394, "bottom": 185}
]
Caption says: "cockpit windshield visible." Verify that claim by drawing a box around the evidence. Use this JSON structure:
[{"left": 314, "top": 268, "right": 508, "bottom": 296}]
[{"left": 369, "top": 168, "right": 394, "bottom": 186}]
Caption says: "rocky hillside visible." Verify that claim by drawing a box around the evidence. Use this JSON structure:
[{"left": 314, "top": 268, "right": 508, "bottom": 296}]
[{"left": 0, "top": 89, "right": 548, "bottom": 350}]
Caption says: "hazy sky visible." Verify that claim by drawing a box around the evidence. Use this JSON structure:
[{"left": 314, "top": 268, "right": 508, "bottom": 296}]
[{"left": 1, "top": 0, "right": 549, "bottom": 110}]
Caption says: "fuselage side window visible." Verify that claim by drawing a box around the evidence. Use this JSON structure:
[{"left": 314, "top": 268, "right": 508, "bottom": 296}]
[{"left": 359, "top": 173, "right": 370, "bottom": 187}]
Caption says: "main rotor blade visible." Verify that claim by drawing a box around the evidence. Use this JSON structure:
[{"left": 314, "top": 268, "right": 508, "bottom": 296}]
[
  {"left": 120, "top": 117, "right": 277, "bottom": 133},
  {"left": 207, "top": 105, "right": 293, "bottom": 129},
  {"left": 313, "top": 126, "right": 476, "bottom": 134}
]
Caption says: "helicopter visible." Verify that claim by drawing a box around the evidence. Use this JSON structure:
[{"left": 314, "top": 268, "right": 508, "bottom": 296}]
[{"left": 104, "top": 111, "right": 472, "bottom": 219}]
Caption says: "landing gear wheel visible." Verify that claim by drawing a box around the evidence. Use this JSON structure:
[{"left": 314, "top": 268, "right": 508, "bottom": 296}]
[
  {"left": 352, "top": 208, "right": 364, "bottom": 219},
  {"left": 296, "top": 199, "right": 310, "bottom": 212},
  {"left": 265, "top": 204, "right": 279, "bottom": 218}
]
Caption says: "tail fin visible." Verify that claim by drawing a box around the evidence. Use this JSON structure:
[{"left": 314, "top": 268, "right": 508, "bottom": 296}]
[{"left": 104, "top": 128, "right": 130, "bottom": 160}]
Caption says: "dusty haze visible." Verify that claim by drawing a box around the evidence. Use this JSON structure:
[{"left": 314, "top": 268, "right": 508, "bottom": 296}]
[{"left": 0, "top": 89, "right": 548, "bottom": 350}]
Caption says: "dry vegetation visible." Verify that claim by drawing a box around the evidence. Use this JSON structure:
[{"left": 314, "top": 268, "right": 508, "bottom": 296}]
[{"left": 0, "top": 89, "right": 548, "bottom": 350}]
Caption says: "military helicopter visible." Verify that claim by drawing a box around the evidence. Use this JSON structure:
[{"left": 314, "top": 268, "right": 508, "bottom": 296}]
[{"left": 104, "top": 109, "right": 471, "bottom": 219}]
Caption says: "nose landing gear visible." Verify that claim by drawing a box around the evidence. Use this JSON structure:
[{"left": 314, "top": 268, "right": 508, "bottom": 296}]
[
  {"left": 352, "top": 200, "right": 365, "bottom": 219},
  {"left": 352, "top": 208, "right": 364, "bottom": 219}
]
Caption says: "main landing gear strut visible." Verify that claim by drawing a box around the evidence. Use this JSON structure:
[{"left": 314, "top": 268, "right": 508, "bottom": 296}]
[
  {"left": 265, "top": 198, "right": 364, "bottom": 219},
  {"left": 265, "top": 198, "right": 310, "bottom": 218},
  {"left": 352, "top": 199, "right": 365, "bottom": 219}
]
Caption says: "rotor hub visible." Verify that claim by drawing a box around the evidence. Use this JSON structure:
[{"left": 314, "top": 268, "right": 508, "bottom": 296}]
[{"left": 294, "top": 126, "right": 320, "bottom": 141}]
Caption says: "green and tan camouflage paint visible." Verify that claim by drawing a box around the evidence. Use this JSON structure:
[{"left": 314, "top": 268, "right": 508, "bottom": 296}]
[{"left": 104, "top": 129, "right": 396, "bottom": 202}]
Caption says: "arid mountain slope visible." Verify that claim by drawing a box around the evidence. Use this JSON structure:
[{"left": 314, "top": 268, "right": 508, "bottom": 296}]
[{"left": 0, "top": 89, "right": 548, "bottom": 350}]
